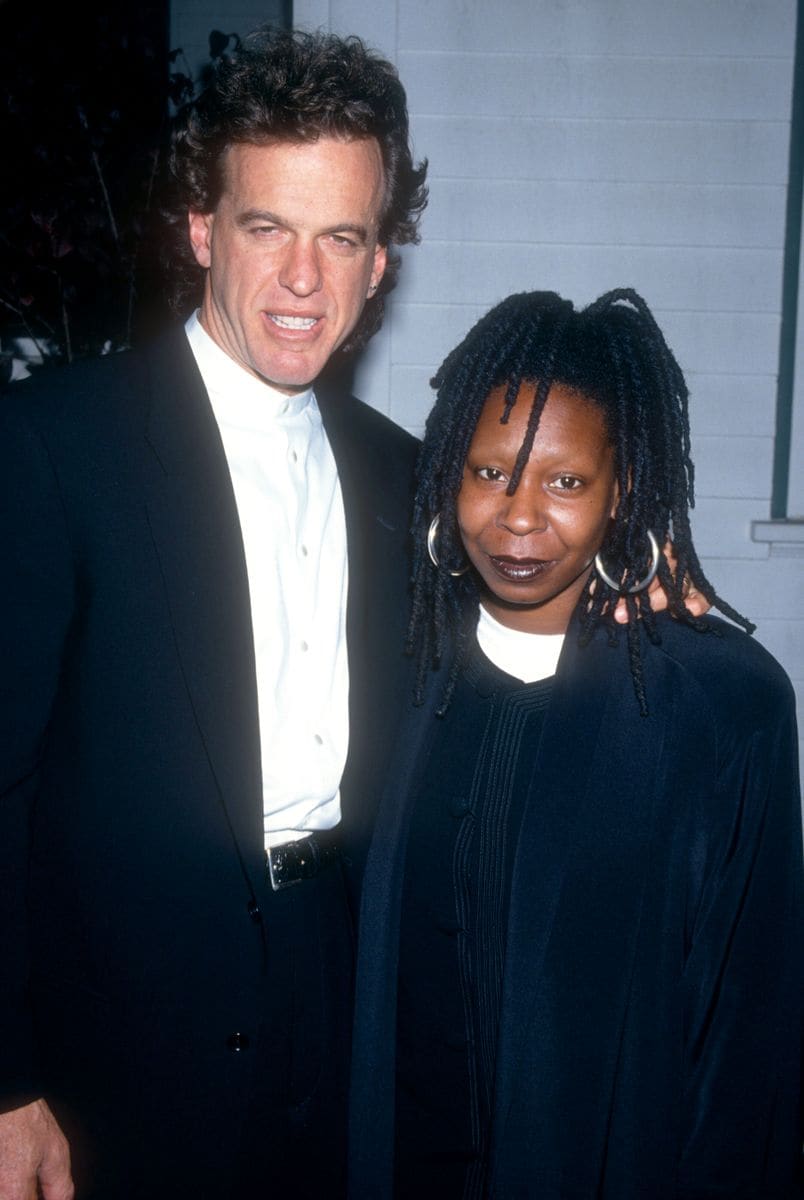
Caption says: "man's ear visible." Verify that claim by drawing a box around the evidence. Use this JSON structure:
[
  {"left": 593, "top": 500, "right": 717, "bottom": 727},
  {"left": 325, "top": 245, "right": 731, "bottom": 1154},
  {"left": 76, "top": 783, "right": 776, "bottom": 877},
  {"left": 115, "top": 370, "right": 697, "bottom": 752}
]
[
  {"left": 188, "top": 210, "right": 214, "bottom": 269},
  {"left": 368, "top": 242, "right": 387, "bottom": 296}
]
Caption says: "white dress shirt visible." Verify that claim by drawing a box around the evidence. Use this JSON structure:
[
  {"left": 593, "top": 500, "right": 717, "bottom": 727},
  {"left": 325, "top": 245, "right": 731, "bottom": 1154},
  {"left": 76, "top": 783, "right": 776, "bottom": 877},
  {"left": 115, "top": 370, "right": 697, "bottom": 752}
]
[{"left": 185, "top": 313, "right": 349, "bottom": 847}]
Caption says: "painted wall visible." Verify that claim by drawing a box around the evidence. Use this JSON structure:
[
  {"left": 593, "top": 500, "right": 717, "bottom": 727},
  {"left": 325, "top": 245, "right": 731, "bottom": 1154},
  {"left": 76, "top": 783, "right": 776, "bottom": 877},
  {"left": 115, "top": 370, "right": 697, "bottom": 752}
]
[{"left": 172, "top": 0, "right": 804, "bottom": 767}]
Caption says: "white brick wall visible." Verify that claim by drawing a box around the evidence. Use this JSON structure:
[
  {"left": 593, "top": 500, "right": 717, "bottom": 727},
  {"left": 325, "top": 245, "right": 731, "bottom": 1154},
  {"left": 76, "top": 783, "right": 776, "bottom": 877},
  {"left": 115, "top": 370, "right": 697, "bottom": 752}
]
[
  {"left": 292, "top": 0, "right": 803, "bottom": 771},
  {"left": 175, "top": 1, "right": 802, "bottom": 767}
]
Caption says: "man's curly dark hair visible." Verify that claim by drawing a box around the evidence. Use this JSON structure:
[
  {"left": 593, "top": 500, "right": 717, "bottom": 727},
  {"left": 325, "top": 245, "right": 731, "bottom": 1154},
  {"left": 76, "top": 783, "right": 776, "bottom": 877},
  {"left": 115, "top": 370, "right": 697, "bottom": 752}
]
[{"left": 160, "top": 26, "right": 428, "bottom": 357}]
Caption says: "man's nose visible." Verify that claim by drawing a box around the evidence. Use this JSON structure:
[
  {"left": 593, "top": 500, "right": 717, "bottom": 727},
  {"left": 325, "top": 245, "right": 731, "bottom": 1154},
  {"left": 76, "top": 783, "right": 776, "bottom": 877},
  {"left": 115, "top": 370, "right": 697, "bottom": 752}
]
[{"left": 278, "top": 238, "right": 323, "bottom": 296}]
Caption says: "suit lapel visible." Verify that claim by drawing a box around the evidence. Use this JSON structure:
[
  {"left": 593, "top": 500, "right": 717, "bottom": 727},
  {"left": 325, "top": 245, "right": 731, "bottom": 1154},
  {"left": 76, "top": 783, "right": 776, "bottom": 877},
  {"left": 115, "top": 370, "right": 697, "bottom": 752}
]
[
  {"left": 317, "top": 389, "right": 370, "bottom": 652},
  {"left": 316, "top": 385, "right": 411, "bottom": 649},
  {"left": 141, "top": 331, "right": 264, "bottom": 888},
  {"left": 316, "top": 385, "right": 418, "bottom": 866}
]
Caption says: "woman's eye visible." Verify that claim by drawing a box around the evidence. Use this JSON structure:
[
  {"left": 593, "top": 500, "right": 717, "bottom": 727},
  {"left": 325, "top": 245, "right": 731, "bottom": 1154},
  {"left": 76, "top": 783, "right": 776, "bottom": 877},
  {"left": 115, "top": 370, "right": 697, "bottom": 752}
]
[
  {"left": 553, "top": 474, "right": 583, "bottom": 490},
  {"left": 477, "top": 466, "right": 507, "bottom": 482}
]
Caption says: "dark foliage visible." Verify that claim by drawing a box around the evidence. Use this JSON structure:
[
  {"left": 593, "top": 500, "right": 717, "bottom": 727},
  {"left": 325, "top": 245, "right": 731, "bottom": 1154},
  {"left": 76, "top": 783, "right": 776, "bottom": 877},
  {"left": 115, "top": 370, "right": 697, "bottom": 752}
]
[{"left": 0, "top": 2, "right": 240, "bottom": 384}]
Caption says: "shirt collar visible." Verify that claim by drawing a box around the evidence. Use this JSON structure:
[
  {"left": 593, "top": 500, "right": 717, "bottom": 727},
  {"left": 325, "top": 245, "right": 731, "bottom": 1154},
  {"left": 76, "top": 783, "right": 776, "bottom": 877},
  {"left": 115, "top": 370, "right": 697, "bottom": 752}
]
[{"left": 185, "top": 310, "right": 315, "bottom": 431}]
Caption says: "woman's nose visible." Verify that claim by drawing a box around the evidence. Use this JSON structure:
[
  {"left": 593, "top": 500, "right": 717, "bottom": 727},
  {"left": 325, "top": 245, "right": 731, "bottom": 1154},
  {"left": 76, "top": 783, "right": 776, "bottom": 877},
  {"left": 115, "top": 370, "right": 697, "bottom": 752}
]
[{"left": 497, "top": 483, "right": 547, "bottom": 534}]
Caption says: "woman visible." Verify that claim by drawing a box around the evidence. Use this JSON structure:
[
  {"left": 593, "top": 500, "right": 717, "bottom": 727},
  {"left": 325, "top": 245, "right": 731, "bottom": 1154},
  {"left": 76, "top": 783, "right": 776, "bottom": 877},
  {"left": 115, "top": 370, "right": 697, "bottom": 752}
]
[{"left": 348, "top": 289, "right": 803, "bottom": 1199}]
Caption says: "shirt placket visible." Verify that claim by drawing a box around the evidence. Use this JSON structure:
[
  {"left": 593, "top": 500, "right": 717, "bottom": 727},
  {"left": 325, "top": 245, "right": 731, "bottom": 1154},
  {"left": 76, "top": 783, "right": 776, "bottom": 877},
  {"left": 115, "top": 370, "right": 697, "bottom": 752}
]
[{"left": 287, "top": 421, "right": 327, "bottom": 765}]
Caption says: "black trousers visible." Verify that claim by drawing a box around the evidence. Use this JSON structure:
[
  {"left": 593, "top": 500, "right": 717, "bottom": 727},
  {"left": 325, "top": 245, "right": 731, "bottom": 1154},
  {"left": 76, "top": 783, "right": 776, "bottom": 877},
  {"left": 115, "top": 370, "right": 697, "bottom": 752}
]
[
  {"left": 233, "top": 859, "right": 354, "bottom": 1198},
  {"left": 45, "top": 859, "right": 353, "bottom": 1200}
]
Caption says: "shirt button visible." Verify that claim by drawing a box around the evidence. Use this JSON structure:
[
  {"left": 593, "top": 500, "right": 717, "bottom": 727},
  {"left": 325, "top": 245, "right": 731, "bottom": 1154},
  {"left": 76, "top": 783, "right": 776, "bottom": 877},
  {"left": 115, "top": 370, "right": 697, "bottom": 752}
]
[
  {"left": 246, "top": 899, "right": 261, "bottom": 923},
  {"left": 290, "top": 448, "right": 298, "bottom": 463},
  {"left": 226, "top": 1032, "right": 250, "bottom": 1052},
  {"left": 314, "top": 733, "right": 324, "bottom": 746},
  {"left": 301, "top": 640, "right": 309, "bottom": 652},
  {"left": 300, "top": 544, "right": 309, "bottom": 557}
]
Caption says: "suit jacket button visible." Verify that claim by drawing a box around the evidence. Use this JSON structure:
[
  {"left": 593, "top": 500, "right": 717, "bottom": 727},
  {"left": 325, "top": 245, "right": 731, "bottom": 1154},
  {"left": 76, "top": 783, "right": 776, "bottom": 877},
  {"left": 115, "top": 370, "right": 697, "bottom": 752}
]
[
  {"left": 226, "top": 1032, "right": 250, "bottom": 1052},
  {"left": 247, "top": 899, "right": 261, "bottom": 922}
]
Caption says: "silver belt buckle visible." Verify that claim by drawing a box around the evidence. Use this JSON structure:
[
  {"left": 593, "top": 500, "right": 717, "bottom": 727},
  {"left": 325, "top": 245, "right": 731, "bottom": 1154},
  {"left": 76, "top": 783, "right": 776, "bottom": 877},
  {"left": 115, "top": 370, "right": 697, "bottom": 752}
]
[{"left": 266, "top": 839, "right": 307, "bottom": 891}]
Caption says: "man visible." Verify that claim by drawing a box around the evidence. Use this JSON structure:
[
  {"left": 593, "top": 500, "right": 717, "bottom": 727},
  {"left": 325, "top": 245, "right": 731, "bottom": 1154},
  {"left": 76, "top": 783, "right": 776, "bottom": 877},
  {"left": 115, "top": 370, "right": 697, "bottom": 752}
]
[{"left": 0, "top": 27, "right": 426, "bottom": 1199}]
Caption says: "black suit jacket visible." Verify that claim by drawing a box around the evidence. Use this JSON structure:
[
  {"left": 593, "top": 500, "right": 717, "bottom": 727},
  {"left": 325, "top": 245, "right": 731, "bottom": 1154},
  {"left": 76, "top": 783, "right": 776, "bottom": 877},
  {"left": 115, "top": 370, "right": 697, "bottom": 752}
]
[
  {"left": 349, "top": 613, "right": 804, "bottom": 1198},
  {"left": 0, "top": 325, "right": 418, "bottom": 1187}
]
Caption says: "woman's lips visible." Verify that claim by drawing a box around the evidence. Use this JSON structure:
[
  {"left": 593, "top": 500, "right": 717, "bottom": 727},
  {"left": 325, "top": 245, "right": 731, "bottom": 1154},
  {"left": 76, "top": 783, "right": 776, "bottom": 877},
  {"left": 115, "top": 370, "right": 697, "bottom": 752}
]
[{"left": 488, "top": 555, "right": 554, "bottom": 582}]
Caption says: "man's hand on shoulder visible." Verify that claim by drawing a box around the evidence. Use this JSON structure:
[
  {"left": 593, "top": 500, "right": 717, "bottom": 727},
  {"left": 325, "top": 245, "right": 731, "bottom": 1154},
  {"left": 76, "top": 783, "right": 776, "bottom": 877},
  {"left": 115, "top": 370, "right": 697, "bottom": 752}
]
[
  {"left": 0, "top": 1099, "right": 73, "bottom": 1200},
  {"left": 612, "top": 539, "right": 711, "bottom": 625}
]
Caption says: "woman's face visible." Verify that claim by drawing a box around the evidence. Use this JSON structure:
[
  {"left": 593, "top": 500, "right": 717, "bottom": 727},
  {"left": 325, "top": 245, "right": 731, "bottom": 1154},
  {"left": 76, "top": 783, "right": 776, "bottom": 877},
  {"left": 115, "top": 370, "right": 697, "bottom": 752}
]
[{"left": 456, "top": 381, "right": 618, "bottom": 634}]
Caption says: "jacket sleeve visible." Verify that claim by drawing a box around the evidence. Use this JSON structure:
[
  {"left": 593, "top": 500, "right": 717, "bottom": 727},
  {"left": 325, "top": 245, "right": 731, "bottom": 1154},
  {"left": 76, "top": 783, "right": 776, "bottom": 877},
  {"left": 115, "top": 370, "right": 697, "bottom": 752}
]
[
  {"left": 0, "top": 399, "right": 76, "bottom": 1107},
  {"left": 678, "top": 677, "right": 803, "bottom": 1198}
]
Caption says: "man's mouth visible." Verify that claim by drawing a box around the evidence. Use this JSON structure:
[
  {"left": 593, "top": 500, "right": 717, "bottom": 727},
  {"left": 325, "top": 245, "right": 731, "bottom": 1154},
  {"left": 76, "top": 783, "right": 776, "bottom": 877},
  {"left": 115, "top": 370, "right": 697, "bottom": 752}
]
[
  {"left": 489, "top": 555, "right": 554, "bottom": 582},
  {"left": 267, "top": 314, "right": 318, "bottom": 330}
]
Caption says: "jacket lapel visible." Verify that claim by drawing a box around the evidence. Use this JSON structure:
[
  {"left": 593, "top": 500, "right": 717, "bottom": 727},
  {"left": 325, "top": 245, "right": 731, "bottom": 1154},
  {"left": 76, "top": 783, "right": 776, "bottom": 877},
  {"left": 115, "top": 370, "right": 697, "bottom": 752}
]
[
  {"left": 317, "top": 389, "right": 370, "bottom": 652},
  {"left": 316, "top": 384, "right": 411, "bottom": 650},
  {"left": 316, "top": 384, "right": 418, "bottom": 877},
  {"left": 141, "top": 330, "right": 265, "bottom": 888}
]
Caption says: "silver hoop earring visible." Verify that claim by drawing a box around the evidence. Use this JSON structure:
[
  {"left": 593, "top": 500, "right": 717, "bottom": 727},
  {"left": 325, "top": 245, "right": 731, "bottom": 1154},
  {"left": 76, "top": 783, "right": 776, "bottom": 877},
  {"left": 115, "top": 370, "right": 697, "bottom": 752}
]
[
  {"left": 594, "top": 529, "right": 661, "bottom": 594},
  {"left": 427, "top": 514, "right": 469, "bottom": 577}
]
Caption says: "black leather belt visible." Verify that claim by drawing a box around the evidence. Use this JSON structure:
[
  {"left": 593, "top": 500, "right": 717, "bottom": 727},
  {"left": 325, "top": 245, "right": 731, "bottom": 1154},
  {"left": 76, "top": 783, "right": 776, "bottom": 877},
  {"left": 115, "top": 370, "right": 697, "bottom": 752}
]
[{"left": 266, "top": 827, "right": 341, "bottom": 891}]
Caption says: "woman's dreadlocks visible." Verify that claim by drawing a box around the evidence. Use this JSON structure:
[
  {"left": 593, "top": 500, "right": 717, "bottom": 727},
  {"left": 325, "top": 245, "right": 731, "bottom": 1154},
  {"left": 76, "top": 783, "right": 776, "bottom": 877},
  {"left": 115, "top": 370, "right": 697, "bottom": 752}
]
[{"left": 407, "top": 288, "right": 754, "bottom": 715}]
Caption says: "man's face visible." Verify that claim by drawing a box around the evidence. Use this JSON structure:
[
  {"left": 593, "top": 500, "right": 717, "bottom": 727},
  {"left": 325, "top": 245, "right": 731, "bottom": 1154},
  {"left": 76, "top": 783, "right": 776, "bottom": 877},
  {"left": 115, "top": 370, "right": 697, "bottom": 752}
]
[{"left": 188, "top": 137, "right": 387, "bottom": 393}]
